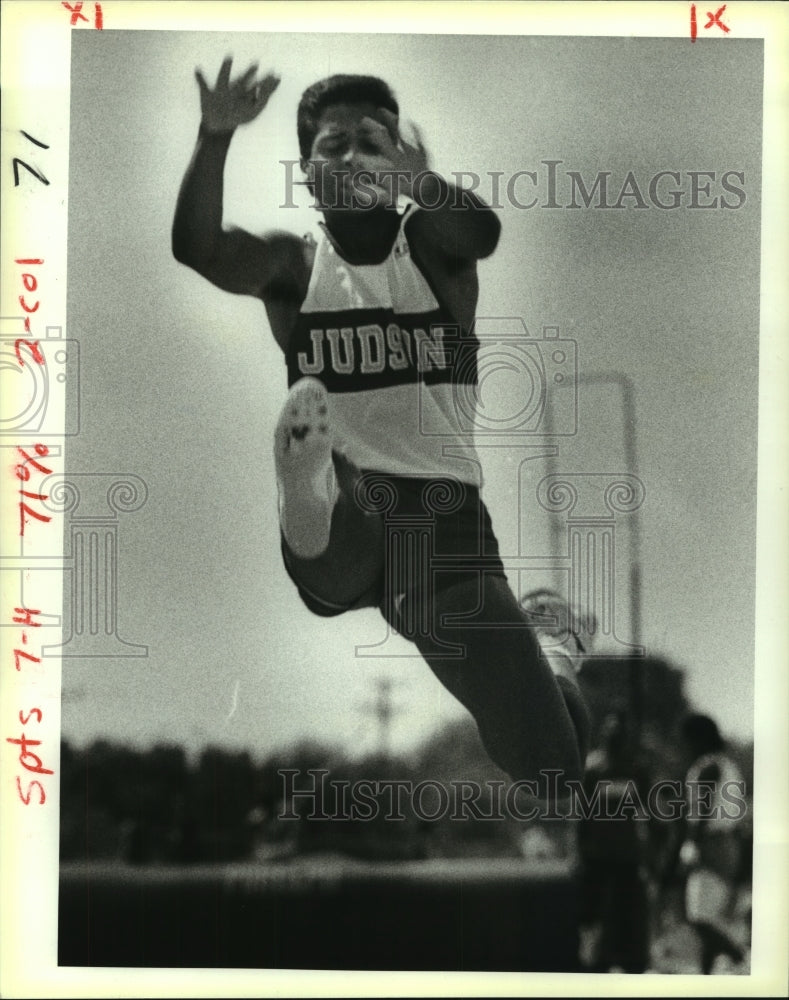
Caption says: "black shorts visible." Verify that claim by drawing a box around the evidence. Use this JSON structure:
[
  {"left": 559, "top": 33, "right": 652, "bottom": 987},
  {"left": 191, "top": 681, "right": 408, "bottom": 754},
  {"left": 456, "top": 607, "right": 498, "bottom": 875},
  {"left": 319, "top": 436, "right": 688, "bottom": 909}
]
[{"left": 282, "top": 472, "right": 507, "bottom": 619}]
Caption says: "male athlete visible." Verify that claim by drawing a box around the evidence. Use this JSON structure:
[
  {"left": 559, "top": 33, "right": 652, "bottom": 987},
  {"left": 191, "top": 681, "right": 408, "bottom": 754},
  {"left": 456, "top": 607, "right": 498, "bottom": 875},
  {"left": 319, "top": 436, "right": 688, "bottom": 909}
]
[{"left": 172, "top": 58, "right": 589, "bottom": 791}]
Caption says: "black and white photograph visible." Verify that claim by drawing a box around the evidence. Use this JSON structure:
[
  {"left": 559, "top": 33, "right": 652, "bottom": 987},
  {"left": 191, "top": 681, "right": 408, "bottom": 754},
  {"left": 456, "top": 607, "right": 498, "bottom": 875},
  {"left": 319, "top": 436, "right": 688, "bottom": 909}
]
[{"left": 1, "top": 2, "right": 787, "bottom": 996}]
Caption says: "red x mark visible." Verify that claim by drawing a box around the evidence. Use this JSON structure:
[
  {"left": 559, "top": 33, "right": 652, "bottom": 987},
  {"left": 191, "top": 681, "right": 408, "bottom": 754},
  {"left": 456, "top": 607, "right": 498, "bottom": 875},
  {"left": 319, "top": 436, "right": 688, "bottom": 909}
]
[
  {"left": 62, "top": 1, "right": 88, "bottom": 25},
  {"left": 705, "top": 5, "right": 730, "bottom": 32}
]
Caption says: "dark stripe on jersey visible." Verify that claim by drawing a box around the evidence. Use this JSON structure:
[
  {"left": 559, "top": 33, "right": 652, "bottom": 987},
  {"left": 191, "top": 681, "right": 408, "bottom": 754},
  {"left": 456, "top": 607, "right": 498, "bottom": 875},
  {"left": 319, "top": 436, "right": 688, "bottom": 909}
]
[{"left": 287, "top": 308, "right": 479, "bottom": 393}]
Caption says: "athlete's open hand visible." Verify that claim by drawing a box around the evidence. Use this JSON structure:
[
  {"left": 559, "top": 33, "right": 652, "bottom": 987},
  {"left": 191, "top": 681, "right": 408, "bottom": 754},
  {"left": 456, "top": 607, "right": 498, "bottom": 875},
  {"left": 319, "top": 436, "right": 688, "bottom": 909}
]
[
  {"left": 358, "top": 108, "right": 430, "bottom": 200},
  {"left": 195, "top": 56, "right": 280, "bottom": 134}
]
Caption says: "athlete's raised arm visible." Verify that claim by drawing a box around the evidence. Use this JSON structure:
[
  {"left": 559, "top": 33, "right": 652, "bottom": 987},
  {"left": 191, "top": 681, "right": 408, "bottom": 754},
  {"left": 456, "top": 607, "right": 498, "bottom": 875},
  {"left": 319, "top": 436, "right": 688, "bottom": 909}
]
[
  {"left": 172, "top": 57, "right": 306, "bottom": 301},
  {"left": 358, "top": 109, "right": 501, "bottom": 262}
]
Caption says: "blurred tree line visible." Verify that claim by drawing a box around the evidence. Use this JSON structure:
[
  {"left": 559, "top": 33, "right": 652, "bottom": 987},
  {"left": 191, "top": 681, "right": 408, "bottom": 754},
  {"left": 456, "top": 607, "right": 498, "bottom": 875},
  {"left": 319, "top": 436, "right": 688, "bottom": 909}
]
[{"left": 60, "top": 656, "right": 753, "bottom": 867}]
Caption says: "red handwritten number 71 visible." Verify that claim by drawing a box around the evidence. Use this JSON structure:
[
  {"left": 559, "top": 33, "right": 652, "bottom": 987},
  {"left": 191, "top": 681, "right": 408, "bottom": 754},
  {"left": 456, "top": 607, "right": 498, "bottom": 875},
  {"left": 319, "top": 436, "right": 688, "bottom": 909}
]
[{"left": 62, "top": 2, "right": 103, "bottom": 29}]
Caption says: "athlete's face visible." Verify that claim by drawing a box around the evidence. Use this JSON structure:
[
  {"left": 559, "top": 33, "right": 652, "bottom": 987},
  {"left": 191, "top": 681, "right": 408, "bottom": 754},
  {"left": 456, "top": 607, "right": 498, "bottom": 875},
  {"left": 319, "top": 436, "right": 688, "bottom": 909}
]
[{"left": 302, "top": 101, "right": 398, "bottom": 211}]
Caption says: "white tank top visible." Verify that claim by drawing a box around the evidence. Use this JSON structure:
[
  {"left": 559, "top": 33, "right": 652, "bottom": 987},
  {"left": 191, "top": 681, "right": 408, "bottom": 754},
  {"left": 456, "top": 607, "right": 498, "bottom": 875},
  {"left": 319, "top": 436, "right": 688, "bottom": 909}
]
[{"left": 285, "top": 207, "right": 482, "bottom": 485}]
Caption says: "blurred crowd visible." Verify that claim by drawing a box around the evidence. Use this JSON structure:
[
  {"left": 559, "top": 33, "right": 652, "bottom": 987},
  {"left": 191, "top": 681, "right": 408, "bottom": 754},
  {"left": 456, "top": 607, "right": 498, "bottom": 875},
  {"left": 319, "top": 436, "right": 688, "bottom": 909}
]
[
  {"left": 575, "top": 709, "right": 751, "bottom": 974},
  {"left": 60, "top": 654, "right": 752, "bottom": 976}
]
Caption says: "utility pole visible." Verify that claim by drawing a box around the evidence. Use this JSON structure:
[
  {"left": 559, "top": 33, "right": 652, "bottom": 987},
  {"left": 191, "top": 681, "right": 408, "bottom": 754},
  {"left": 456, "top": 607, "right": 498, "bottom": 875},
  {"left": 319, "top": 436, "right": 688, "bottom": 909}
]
[{"left": 361, "top": 677, "right": 403, "bottom": 758}]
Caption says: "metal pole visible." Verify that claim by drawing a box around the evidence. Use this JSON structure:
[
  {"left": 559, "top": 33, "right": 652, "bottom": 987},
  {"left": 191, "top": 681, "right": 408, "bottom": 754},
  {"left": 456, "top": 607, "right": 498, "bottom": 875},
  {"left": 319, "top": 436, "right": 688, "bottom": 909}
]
[{"left": 545, "top": 371, "right": 643, "bottom": 741}]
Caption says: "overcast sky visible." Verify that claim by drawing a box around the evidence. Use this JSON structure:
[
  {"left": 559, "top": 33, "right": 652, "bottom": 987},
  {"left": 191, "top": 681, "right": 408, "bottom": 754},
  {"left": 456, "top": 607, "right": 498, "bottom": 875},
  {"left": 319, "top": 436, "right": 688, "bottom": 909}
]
[{"left": 61, "top": 29, "right": 763, "bottom": 759}]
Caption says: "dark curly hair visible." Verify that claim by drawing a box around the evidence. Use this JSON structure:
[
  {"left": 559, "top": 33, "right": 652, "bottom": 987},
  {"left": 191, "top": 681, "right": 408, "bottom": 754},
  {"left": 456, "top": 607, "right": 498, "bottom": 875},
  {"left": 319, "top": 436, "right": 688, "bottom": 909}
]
[{"left": 297, "top": 74, "right": 399, "bottom": 161}]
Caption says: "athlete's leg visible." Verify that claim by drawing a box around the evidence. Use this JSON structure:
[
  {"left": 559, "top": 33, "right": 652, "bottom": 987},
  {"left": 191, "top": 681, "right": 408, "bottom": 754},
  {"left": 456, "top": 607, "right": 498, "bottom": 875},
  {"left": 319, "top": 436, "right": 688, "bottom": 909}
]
[
  {"left": 395, "top": 575, "right": 586, "bottom": 787},
  {"left": 275, "top": 378, "right": 383, "bottom": 609},
  {"left": 276, "top": 381, "right": 587, "bottom": 784}
]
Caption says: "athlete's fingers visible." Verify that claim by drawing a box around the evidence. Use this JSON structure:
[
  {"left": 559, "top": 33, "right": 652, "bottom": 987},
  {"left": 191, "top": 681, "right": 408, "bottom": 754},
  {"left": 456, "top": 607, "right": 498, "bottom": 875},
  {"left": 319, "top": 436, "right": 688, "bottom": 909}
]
[
  {"left": 406, "top": 120, "right": 427, "bottom": 156},
  {"left": 217, "top": 55, "right": 233, "bottom": 89},
  {"left": 376, "top": 107, "right": 400, "bottom": 144},
  {"left": 255, "top": 73, "right": 281, "bottom": 103},
  {"left": 360, "top": 114, "right": 390, "bottom": 133},
  {"left": 234, "top": 63, "right": 260, "bottom": 91},
  {"left": 248, "top": 76, "right": 279, "bottom": 114},
  {"left": 194, "top": 68, "right": 209, "bottom": 96},
  {"left": 360, "top": 115, "right": 395, "bottom": 151}
]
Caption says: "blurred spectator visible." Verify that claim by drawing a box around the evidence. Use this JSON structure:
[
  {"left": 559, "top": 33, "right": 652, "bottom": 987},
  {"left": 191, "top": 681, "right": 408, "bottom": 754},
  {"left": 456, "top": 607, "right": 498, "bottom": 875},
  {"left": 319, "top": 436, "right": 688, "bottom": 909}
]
[
  {"left": 678, "top": 713, "right": 747, "bottom": 974},
  {"left": 576, "top": 711, "right": 652, "bottom": 973}
]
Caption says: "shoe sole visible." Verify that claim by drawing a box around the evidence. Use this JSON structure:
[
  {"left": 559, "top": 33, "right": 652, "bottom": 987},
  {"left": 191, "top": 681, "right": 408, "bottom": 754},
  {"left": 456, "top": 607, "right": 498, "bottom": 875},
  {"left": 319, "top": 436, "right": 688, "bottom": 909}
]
[{"left": 274, "top": 377, "right": 336, "bottom": 559}]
